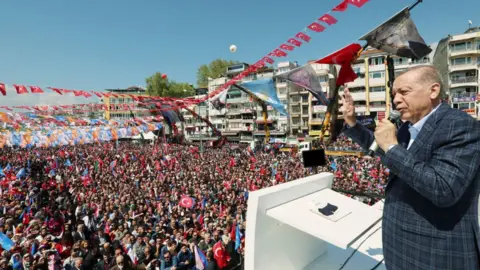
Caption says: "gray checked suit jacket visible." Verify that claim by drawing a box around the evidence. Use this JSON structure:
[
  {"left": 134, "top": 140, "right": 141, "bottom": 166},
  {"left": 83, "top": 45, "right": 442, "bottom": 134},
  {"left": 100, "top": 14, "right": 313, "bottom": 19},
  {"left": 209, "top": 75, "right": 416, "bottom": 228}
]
[{"left": 343, "top": 103, "right": 480, "bottom": 270}]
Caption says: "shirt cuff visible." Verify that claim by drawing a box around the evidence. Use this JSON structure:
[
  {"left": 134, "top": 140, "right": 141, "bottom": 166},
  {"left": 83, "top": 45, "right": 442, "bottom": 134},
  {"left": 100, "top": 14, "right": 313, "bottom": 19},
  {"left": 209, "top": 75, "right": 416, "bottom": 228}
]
[{"left": 386, "top": 144, "right": 398, "bottom": 154}]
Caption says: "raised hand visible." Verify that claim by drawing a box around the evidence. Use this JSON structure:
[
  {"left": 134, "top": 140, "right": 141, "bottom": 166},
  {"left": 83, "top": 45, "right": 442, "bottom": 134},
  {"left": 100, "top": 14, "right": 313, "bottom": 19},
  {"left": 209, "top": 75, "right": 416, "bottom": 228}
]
[{"left": 340, "top": 88, "right": 357, "bottom": 126}]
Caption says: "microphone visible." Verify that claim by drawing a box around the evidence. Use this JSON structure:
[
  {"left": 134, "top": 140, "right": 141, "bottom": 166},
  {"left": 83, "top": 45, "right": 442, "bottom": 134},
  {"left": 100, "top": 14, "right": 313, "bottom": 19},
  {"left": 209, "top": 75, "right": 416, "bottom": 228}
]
[{"left": 367, "top": 110, "right": 401, "bottom": 157}]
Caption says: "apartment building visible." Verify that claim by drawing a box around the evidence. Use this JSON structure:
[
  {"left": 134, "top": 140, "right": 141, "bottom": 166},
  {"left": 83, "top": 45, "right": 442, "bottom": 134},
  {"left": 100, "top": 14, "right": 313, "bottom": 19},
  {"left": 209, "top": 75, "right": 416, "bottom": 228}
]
[
  {"left": 182, "top": 88, "right": 212, "bottom": 142},
  {"left": 205, "top": 62, "right": 289, "bottom": 144},
  {"left": 434, "top": 26, "right": 480, "bottom": 119},
  {"left": 103, "top": 86, "right": 150, "bottom": 120}
]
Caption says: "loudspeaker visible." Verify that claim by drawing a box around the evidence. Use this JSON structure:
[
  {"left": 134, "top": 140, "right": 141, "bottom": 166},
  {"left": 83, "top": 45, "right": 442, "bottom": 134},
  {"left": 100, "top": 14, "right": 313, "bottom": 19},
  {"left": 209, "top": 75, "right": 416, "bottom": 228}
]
[{"left": 302, "top": 149, "right": 326, "bottom": 168}]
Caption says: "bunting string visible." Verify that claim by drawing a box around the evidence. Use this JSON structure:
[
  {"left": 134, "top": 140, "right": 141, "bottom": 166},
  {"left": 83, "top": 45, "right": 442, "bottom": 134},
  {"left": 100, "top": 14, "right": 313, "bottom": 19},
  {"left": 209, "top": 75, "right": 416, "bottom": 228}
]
[{"left": 0, "top": 0, "right": 370, "bottom": 114}]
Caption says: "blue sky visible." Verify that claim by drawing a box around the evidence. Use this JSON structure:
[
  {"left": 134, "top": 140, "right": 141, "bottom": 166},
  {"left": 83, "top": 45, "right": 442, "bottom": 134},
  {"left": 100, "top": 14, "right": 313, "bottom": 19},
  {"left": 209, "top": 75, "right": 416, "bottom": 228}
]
[{"left": 0, "top": 0, "right": 479, "bottom": 106}]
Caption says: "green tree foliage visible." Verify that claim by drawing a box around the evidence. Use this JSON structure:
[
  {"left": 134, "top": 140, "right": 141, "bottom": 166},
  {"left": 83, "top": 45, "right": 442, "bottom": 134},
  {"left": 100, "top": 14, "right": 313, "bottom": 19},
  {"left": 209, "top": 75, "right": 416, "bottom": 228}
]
[
  {"left": 145, "top": 72, "right": 195, "bottom": 97},
  {"left": 196, "top": 59, "right": 239, "bottom": 87}
]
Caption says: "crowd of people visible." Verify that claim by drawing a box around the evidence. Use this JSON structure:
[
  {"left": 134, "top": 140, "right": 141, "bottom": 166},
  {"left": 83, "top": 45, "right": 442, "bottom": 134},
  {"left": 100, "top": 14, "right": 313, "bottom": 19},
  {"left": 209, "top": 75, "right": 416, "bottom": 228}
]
[{"left": 0, "top": 135, "right": 388, "bottom": 269}]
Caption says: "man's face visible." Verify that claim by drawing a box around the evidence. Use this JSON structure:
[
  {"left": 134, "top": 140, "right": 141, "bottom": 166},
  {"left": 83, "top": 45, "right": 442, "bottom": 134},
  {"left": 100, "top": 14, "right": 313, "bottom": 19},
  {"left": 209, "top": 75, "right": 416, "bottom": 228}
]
[{"left": 393, "top": 70, "right": 439, "bottom": 124}]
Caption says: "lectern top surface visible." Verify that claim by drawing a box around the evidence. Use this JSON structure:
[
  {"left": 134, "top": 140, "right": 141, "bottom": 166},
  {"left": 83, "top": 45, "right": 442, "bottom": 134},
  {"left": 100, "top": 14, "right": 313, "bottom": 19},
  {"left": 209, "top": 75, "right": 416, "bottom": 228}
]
[{"left": 266, "top": 188, "right": 382, "bottom": 249}]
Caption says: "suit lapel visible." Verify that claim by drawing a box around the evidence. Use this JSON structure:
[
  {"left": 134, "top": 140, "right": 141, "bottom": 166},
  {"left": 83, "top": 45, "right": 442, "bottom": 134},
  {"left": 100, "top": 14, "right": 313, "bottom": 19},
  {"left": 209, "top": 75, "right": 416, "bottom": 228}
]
[
  {"left": 385, "top": 103, "right": 450, "bottom": 192},
  {"left": 408, "top": 103, "right": 450, "bottom": 156}
]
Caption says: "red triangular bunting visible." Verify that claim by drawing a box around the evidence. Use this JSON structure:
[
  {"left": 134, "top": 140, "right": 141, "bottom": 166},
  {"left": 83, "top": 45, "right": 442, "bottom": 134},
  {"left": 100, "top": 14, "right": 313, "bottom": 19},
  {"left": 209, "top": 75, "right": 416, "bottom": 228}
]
[
  {"left": 319, "top": 14, "right": 338, "bottom": 25},
  {"left": 49, "top": 87, "right": 63, "bottom": 95},
  {"left": 13, "top": 84, "right": 29, "bottom": 94},
  {"left": 272, "top": 49, "right": 287, "bottom": 57},
  {"left": 30, "top": 86, "right": 44, "bottom": 94},
  {"left": 0, "top": 83, "right": 6, "bottom": 96},
  {"left": 280, "top": 44, "right": 295, "bottom": 51},
  {"left": 348, "top": 0, "right": 369, "bottom": 8},
  {"left": 288, "top": 38, "right": 302, "bottom": 47},
  {"left": 295, "top": 32, "right": 311, "bottom": 42},
  {"left": 262, "top": 56, "right": 274, "bottom": 64},
  {"left": 308, "top": 22, "right": 326, "bottom": 32},
  {"left": 333, "top": 0, "right": 349, "bottom": 11}
]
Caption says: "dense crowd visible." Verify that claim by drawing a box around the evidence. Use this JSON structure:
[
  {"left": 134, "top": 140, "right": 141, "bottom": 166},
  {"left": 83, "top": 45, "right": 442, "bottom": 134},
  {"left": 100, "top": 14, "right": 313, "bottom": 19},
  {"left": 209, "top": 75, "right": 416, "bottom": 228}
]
[{"left": 0, "top": 135, "right": 388, "bottom": 270}]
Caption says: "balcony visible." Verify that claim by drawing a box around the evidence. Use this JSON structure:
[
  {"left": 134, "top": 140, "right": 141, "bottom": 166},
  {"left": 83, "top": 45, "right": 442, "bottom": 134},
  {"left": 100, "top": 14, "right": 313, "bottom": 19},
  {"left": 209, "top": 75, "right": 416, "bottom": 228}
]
[
  {"left": 346, "top": 78, "right": 366, "bottom": 88},
  {"left": 227, "top": 118, "right": 243, "bottom": 123},
  {"left": 369, "top": 91, "right": 387, "bottom": 101},
  {"left": 226, "top": 109, "right": 242, "bottom": 115},
  {"left": 355, "top": 106, "right": 367, "bottom": 113},
  {"left": 449, "top": 63, "right": 480, "bottom": 72},
  {"left": 368, "top": 64, "right": 385, "bottom": 72},
  {"left": 451, "top": 93, "right": 477, "bottom": 103},
  {"left": 450, "top": 76, "right": 479, "bottom": 87},
  {"left": 369, "top": 106, "right": 386, "bottom": 112},
  {"left": 449, "top": 47, "right": 480, "bottom": 57},
  {"left": 369, "top": 77, "right": 386, "bottom": 86}
]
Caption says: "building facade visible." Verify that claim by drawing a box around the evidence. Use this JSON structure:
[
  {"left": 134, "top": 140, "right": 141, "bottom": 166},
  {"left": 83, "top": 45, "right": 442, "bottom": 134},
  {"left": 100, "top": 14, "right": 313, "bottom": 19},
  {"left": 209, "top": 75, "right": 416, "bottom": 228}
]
[
  {"left": 434, "top": 27, "right": 480, "bottom": 119},
  {"left": 103, "top": 86, "right": 150, "bottom": 120}
]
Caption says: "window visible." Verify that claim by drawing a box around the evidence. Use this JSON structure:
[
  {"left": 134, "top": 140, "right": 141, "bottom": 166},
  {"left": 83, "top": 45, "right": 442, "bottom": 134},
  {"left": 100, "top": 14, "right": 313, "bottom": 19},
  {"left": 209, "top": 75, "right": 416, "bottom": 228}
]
[
  {"left": 278, "top": 67, "right": 290, "bottom": 73},
  {"left": 450, "top": 42, "right": 472, "bottom": 51},
  {"left": 369, "top": 71, "right": 385, "bottom": 79},
  {"left": 302, "top": 105, "right": 309, "bottom": 115},
  {"left": 477, "top": 41, "right": 480, "bottom": 50},
  {"left": 277, "top": 78, "right": 287, "bottom": 83},
  {"left": 278, "top": 87, "right": 287, "bottom": 95},
  {"left": 301, "top": 95, "right": 309, "bottom": 103},
  {"left": 370, "top": 86, "right": 386, "bottom": 92},
  {"left": 450, "top": 57, "right": 472, "bottom": 66},
  {"left": 412, "top": 57, "right": 430, "bottom": 64},
  {"left": 318, "top": 75, "right": 328, "bottom": 83},
  {"left": 368, "top": 56, "right": 385, "bottom": 66},
  {"left": 393, "top": 57, "right": 408, "bottom": 66},
  {"left": 370, "top": 101, "right": 386, "bottom": 107},
  {"left": 280, "top": 99, "right": 287, "bottom": 105}
]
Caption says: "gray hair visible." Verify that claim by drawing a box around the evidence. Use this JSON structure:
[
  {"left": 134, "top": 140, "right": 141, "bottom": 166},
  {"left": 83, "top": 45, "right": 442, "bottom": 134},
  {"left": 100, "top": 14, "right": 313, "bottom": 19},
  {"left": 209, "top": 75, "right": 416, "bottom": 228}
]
[{"left": 398, "top": 65, "right": 445, "bottom": 98}]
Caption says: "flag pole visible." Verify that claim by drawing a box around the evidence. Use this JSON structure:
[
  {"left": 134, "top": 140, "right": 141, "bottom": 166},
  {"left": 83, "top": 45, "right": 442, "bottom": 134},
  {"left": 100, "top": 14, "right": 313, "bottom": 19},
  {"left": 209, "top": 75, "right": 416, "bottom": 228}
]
[{"left": 408, "top": 0, "right": 423, "bottom": 11}]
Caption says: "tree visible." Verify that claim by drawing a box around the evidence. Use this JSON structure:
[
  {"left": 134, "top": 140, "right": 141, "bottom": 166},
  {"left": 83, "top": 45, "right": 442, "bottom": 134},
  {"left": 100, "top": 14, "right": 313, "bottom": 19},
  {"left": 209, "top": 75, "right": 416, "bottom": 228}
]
[
  {"left": 146, "top": 72, "right": 195, "bottom": 98},
  {"left": 196, "top": 59, "right": 239, "bottom": 87}
]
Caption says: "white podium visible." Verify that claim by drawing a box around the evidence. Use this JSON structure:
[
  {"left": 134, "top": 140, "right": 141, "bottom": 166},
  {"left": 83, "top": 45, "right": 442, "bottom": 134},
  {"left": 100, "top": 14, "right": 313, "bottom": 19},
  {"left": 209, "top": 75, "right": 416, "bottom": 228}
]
[{"left": 245, "top": 173, "right": 386, "bottom": 270}]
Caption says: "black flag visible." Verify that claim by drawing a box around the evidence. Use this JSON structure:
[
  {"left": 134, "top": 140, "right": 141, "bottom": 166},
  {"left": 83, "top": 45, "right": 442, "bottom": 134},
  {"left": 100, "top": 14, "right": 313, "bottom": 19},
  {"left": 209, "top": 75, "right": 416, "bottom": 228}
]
[{"left": 359, "top": 7, "right": 431, "bottom": 59}]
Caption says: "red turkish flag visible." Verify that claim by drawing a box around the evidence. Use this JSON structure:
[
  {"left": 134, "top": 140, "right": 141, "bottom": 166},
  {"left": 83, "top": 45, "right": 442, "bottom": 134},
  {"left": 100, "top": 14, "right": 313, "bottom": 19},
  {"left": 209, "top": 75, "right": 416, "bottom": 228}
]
[
  {"left": 295, "top": 32, "right": 311, "bottom": 42},
  {"left": 288, "top": 38, "right": 302, "bottom": 47},
  {"left": 319, "top": 14, "right": 338, "bottom": 25},
  {"left": 348, "top": 0, "right": 369, "bottom": 8},
  {"left": 213, "top": 241, "right": 230, "bottom": 269},
  {"left": 179, "top": 195, "right": 195, "bottom": 208},
  {"left": 333, "top": 0, "right": 349, "bottom": 11},
  {"left": 262, "top": 56, "right": 274, "bottom": 64},
  {"left": 82, "top": 91, "right": 92, "bottom": 98},
  {"left": 316, "top": 43, "right": 362, "bottom": 86},
  {"left": 254, "top": 61, "right": 265, "bottom": 69},
  {"left": 49, "top": 87, "right": 63, "bottom": 95},
  {"left": 271, "top": 49, "right": 287, "bottom": 57},
  {"left": 0, "top": 83, "right": 5, "bottom": 96},
  {"left": 30, "top": 86, "right": 44, "bottom": 93},
  {"left": 92, "top": 91, "right": 103, "bottom": 98},
  {"left": 13, "top": 84, "right": 29, "bottom": 94},
  {"left": 307, "top": 22, "right": 326, "bottom": 32},
  {"left": 280, "top": 44, "right": 295, "bottom": 51}
]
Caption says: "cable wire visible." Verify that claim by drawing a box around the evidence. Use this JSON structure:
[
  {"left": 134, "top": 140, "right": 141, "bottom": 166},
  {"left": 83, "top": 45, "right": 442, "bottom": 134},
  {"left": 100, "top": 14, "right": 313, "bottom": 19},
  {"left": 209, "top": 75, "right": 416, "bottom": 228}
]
[{"left": 337, "top": 226, "right": 383, "bottom": 270}]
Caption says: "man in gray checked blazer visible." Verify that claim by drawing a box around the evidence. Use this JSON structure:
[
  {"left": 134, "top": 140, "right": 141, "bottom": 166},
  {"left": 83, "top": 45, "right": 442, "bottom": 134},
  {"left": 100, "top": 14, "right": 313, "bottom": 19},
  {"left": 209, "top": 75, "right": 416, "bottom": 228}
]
[{"left": 341, "top": 65, "right": 480, "bottom": 269}]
